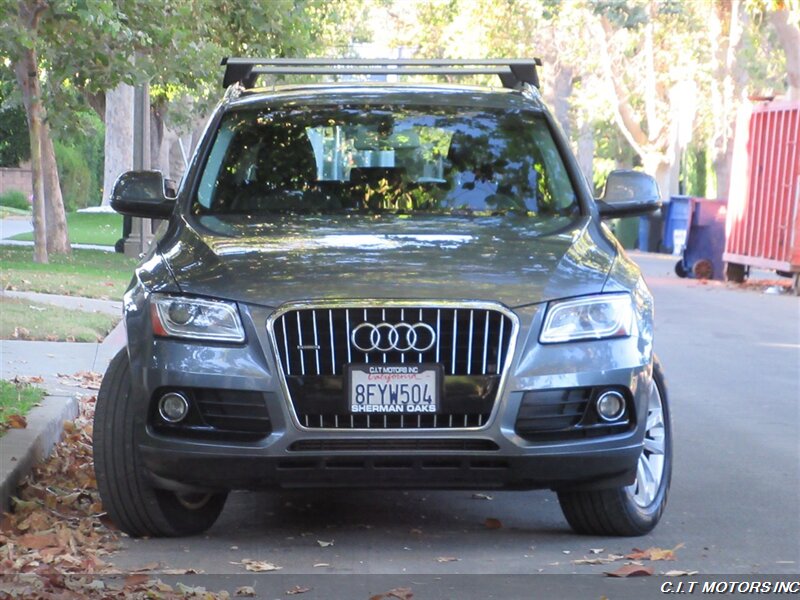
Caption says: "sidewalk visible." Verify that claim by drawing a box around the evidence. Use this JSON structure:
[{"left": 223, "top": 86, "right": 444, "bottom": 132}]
[
  {"left": 0, "top": 292, "right": 126, "bottom": 510},
  {"left": 0, "top": 216, "right": 115, "bottom": 252}
]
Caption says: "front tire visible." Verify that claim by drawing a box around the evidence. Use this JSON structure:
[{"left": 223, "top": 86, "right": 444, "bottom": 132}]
[
  {"left": 93, "top": 350, "right": 227, "bottom": 537},
  {"left": 557, "top": 359, "right": 672, "bottom": 536}
]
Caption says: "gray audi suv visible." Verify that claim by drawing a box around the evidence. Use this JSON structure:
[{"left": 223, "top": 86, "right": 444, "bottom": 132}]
[{"left": 94, "top": 58, "right": 671, "bottom": 538}]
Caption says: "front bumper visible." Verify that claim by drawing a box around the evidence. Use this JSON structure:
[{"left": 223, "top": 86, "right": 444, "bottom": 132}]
[{"left": 126, "top": 300, "right": 654, "bottom": 493}]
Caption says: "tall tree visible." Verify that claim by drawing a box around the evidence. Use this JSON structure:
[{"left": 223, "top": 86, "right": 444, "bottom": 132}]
[
  {"left": 767, "top": 7, "right": 800, "bottom": 99},
  {"left": 4, "top": 1, "right": 51, "bottom": 262},
  {"left": 708, "top": 0, "right": 747, "bottom": 199}
]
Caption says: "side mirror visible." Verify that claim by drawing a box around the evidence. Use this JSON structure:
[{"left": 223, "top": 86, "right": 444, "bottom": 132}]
[
  {"left": 110, "top": 171, "right": 176, "bottom": 219},
  {"left": 596, "top": 169, "right": 662, "bottom": 219}
]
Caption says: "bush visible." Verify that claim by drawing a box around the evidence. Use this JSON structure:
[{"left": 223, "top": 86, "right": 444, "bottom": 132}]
[
  {"left": 52, "top": 110, "right": 104, "bottom": 210},
  {"left": 54, "top": 141, "right": 94, "bottom": 212},
  {"left": 0, "top": 189, "right": 30, "bottom": 210}
]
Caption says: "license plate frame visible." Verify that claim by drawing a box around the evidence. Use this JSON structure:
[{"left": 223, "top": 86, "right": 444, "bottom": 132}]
[{"left": 346, "top": 363, "right": 442, "bottom": 415}]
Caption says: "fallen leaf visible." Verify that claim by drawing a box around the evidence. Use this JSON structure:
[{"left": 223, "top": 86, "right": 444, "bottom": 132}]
[
  {"left": 241, "top": 559, "right": 282, "bottom": 572},
  {"left": 370, "top": 587, "right": 414, "bottom": 600},
  {"left": 6, "top": 414, "right": 27, "bottom": 429},
  {"left": 663, "top": 570, "right": 699, "bottom": 577},
  {"left": 605, "top": 564, "right": 655, "bottom": 578},
  {"left": 484, "top": 518, "right": 502, "bottom": 530},
  {"left": 17, "top": 532, "right": 58, "bottom": 549},
  {"left": 236, "top": 587, "right": 256, "bottom": 597},
  {"left": 12, "top": 327, "right": 30, "bottom": 339},
  {"left": 176, "top": 582, "right": 207, "bottom": 594},
  {"left": 317, "top": 539, "right": 334, "bottom": 547},
  {"left": 124, "top": 573, "right": 150, "bottom": 588},
  {"left": 162, "top": 567, "right": 204, "bottom": 574},
  {"left": 471, "top": 493, "right": 493, "bottom": 500},
  {"left": 435, "top": 556, "right": 459, "bottom": 563},
  {"left": 286, "top": 585, "right": 311, "bottom": 595},
  {"left": 626, "top": 543, "right": 684, "bottom": 561},
  {"left": 573, "top": 554, "right": 623, "bottom": 566}
]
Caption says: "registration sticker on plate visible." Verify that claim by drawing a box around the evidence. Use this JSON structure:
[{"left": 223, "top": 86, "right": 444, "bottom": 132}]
[{"left": 348, "top": 364, "right": 440, "bottom": 414}]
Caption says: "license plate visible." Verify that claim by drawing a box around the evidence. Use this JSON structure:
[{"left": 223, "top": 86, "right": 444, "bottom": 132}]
[{"left": 347, "top": 364, "right": 440, "bottom": 414}]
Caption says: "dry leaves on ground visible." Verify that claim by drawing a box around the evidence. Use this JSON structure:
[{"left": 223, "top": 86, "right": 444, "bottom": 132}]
[
  {"left": 370, "top": 587, "right": 414, "bottom": 600},
  {"left": 0, "top": 393, "right": 233, "bottom": 598},
  {"left": 57, "top": 371, "right": 103, "bottom": 391},
  {"left": 4, "top": 414, "right": 28, "bottom": 429},
  {"left": 0, "top": 394, "right": 115, "bottom": 576},
  {"left": 0, "top": 572, "right": 232, "bottom": 599},
  {"left": 237, "top": 559, "right": 282, "bottom": 572},
  {"left": 572, "top": 554, "right": 625, "bottom": 566},
  {"left": 11, "top": 375, "right": 44, "bottom": 385},
  {"left": 286, "top": 585, "right": 311, "bottom": 595},
  {"left": 605, "top": 564, "right": 655, "bottom": 578},
  {"left": 483, "top": 517, "right": 502, "bottom": 530},
  {"left": 626, "top": 543, "right": 685, "bottom": 562}
]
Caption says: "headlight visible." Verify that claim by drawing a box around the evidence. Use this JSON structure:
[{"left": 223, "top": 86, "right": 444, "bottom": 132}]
[
  {"left": 540, "top": 293, "right": 633, "bottom": 343},
  {"left": 150, "top": 294, "right": 245, "bottom": 342}
]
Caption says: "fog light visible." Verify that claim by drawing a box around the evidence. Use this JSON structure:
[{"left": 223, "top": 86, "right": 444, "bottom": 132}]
[
  {"left": 158, "top": 392, "right": 189, "bottom": 423},
  {"left": 595, "top": 390, "right": 626, "bottom": 422}
]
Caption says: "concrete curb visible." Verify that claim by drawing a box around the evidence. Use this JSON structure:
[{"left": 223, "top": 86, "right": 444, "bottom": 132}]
[{"left": 0, "top": 395, "right": 79, "bottom": 512}]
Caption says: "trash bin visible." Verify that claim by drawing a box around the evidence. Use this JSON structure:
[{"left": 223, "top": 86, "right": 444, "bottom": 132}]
[
  {"left": 637, "top": 212, "right": 664, "bottom": 253},
  {"left": 611, "top": 217, "right": 639, "bottom": 249},
  {"left": 674, "top": 199, "right": 728, "bottom": 280},
  {"left": 662, "top": 196, "right": 693, "bottom": 255}
]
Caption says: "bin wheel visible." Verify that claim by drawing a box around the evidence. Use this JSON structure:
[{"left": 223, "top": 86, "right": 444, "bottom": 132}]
[
  {"left": 692, "top": 259, "right": 713, "bottom": 280},
  {"left": 725, "top": 262, "right": 747, "bottom": 283},
  {"left": 674, "top": 260, "right": 688, "bottom": 278}
]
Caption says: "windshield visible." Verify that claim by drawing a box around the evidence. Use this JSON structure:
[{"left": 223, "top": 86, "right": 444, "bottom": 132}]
[{"left": 194, "top": 104, "right": 578, "bottom": 218}]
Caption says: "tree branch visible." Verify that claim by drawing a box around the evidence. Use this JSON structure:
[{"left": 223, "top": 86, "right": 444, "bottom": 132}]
[
  {"left": 597, "top": 16, "right": 649, "bottom": 155},
  {"left": 769, "top": 9, "right": 800, "bottom": 99}
]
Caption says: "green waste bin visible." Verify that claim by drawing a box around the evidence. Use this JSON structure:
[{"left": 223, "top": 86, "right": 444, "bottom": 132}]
[{"left": 610, "top": 217, "right": 638, "bottom": 249}]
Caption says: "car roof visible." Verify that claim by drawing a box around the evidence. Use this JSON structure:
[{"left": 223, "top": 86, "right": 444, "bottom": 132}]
[{"left": 224, "top": 83, "right": 547, "bottom": 113}]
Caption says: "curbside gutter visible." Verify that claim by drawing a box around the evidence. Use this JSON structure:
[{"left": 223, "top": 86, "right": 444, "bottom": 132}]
[{"left": 0, "top": 395, "right": 80, "bottom": 512}]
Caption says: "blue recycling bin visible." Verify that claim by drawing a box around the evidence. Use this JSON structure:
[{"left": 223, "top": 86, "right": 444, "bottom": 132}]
[
  {"left": 674, "top": 199, "right": 728, "bottom": 280},
  {"left": 662, "top": 196, "right": 693, "bottom": 254}
]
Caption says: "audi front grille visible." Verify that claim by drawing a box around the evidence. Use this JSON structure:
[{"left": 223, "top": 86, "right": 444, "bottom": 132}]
[{"left": 269, "top": 303, "right": 516, "bottom": 429}]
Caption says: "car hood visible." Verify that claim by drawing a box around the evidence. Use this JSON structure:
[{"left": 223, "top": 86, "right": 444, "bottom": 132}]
[{"left": 159, "top": 214, "right": 615, "bottom": 308}]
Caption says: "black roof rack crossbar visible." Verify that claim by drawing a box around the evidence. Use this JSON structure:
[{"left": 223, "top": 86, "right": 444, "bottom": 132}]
[{"left": 220, "top": 57, "right": 542, "bottom": 90}]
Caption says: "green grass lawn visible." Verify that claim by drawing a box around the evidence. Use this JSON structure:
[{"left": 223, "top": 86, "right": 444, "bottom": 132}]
[
  {"left": 0, "top": 206, "right": 31, "bottom": 218},
  {"left": 0, "top": 380, "right": 45, "bottom": 436},
  {"left": 0, "top": 246, "right": 136, "bottom": 299},
  {"left": 0, "top": 297, "right": 120, "bottom": 342},
  {"left": 11, "top": 212, "right": 123, "bottom": 247}
]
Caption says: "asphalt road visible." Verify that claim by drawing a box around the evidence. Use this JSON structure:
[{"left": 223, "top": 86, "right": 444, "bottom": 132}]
[{"left": 110, "top": 252, "right": 800, "bottom": 596}]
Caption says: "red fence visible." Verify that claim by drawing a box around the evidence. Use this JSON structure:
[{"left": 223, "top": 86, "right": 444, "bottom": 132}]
[{"left": 724, "top": 100, "right": 800, "bottom": 273}]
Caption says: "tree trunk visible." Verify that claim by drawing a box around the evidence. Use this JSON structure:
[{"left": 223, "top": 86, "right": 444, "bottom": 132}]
[
  {"left": 102, "top": 83, "right": 135, "bottom": 205},
  {"left": 40, "top": 120, "right": 71, "bottom": 254},
  {"left": 769, "top": 9, "right": 800, "bottom": 101},
  {"left": 14, "top": 51, "right": 47, "bottom": 263},
  {"left": 577, "top": 118, "right": 595, "bottom": 192},
  {"left": 544, "top": 64, "right": 574, "bottom": 140},
  {"left": 643, "top": 153, "right": 672, "bottom": 201},
  {"left": 710, "top": 0, "right": 746, "bottom": 200}
]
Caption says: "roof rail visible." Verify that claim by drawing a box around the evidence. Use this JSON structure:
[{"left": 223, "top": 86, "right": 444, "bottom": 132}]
[{"left": 220, "top": 57, "right": 542, "bottom": 90}]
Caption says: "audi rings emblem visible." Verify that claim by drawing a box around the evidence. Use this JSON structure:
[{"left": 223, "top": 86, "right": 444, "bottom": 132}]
[{"left": 351, "top": 322, "right": 437, "bottom": 353}]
